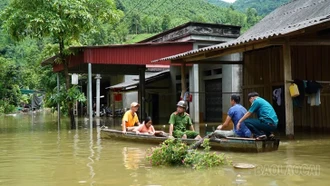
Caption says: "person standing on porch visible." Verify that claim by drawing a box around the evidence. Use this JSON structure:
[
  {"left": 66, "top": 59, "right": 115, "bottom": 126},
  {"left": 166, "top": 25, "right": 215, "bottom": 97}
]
[
  {"left": 168, "top": 101, "right": 202, "bottom": 140},
  {"left": 236, "top": 92, "right": 278, "bottom": 140},
  {"left": 122, "top": 102, "right": 141, "bottom": 133}
]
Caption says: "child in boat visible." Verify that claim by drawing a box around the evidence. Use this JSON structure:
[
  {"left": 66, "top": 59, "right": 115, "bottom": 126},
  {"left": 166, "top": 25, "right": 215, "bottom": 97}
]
[{"left": 133, "top": 116, "right": 155, "bottom": 135}]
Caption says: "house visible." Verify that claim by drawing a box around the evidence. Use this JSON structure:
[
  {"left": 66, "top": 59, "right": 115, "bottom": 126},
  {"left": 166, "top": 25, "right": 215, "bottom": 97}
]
[
  {"left": 110, "top": 22, "right": 242, "bottom": 123},
  {"left": 154, "top": 0, "right": 330, "bottom": 137},
  {"left": 42, "top": 22, "right": 243, "bottom": 123}
]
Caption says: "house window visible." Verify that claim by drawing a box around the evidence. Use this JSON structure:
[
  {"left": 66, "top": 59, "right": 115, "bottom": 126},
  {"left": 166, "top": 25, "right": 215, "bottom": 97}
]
[
  {"left": 213, "top": 68, "right": 222, "bottom": 75},
  {"left": 204, "top": 70, "right": 212, "bottom": 76}
]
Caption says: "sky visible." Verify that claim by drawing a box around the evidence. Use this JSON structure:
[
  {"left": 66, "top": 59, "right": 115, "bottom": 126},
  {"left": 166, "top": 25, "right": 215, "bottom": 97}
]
[{"left": 221, "top": 0, "right": 236, "bottom": 3}]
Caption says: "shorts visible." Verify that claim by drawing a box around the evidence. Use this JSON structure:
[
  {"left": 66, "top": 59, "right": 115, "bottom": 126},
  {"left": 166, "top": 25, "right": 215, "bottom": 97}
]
[{"left": 173, "top": 130, "right": 199, "bottom": 139}]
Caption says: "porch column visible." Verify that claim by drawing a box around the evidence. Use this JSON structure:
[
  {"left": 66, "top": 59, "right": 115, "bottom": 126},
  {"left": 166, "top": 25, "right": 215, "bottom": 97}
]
[
  {"left": 191, "top": 65, "right": 200, "bottom": 123},
  {"left": 138, "top": 67, "right": 146, "bottom": 120},
  {"left": 88, "top": 63, "right": 93, "bottom": 125},
  {"left": 283, "top": 41, "right": 294, "bottom": 139},
  {"left": 57, "top": 73, "right": 60, "bottom": 127},
  {"left": 181, "top": 63, "right": 187, "bottom": 98},
  {"left": 86, "top": 79, "right": 89, "bottom": 115},
  {"left": 95, "top": 74, "right": 102, "bottom": 117}
]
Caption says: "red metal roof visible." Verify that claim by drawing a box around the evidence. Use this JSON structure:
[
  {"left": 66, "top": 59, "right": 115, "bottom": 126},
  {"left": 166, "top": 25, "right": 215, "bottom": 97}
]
[{"left": 45, "top": 42, "right": 194, "bottom": 72}]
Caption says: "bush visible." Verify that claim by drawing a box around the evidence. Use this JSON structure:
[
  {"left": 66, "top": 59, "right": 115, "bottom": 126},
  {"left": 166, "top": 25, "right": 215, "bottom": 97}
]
[
  {"left": 0, "top": 100, "right": 16, "bottom": 114},
  {"left": 146, "top": 139, "right": 231, "bottom": 169},
  {"left": 46, "top": 84, "right": 86, "bottom": 116}
]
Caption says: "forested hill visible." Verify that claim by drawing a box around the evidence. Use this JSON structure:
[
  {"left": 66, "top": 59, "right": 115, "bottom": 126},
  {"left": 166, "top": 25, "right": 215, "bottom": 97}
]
[
  {"left": 207, "top": 0, "right": 291, "bottom": 16},
  {"left": 117, "top": 0, "right": 250, "bottom": 33},
  {"left": 116, "top": 0, "right": 260, "bottom": 38},
  {"left": 206, "top": 0, "right": 230, "bottom": 7}
]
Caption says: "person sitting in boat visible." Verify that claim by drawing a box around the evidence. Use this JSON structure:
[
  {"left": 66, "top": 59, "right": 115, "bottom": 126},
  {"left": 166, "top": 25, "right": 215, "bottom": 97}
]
[
  {"left": 133, "top": 116, "right": 155, "bottom": 135},
  {"left": 122, "top": 102, "right": 141, "bottom": 133},
  {"left": 214, "top": 95, "right": 252, "bottom": 138},
  {"left": 237, "top": 92, "right": 278, "bottom": 140},
  {"left": 168, "top": 101, "right": 202, "bottom": 140}
]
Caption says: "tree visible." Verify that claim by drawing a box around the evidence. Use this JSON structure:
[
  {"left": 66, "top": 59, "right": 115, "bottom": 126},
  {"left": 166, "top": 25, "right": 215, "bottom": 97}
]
[
  {"left": 1, "top": 0, "right": 123, "bottom": 127},
  {"left": 246, "top": 8, "right": 259, "bottom": 27},
  {"left": 161, "top": 14, "right": 171, "bottom": 31},
  {"left": 130, "top": 12, "right": 142, "bottom": 34},
  {"left": 142, "top": 16, "right": 152, "bottom": 33},
  {"left": 115, "top": 0, "right": 125, "bottom": 12},
  {"left": 193, "top": 14, "right": 206, "bottom": 23},
  {"left": 150, "top": 17, "right": 162, "bottom": 33}
]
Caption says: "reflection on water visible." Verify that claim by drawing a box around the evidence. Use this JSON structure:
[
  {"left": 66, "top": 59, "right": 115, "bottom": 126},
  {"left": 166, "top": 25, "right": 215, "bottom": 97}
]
[
  {"left": 122, "top": 147, "right": 146, "bottom": 170},
  {"left": 0, "top": 112, "right": 329, "bottom": 186}
]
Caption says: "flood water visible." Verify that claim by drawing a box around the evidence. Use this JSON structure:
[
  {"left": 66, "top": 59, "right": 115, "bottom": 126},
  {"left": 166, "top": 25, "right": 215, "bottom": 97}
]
[{"left": 0, "top": 111, "right": 329, "bottom": 186}]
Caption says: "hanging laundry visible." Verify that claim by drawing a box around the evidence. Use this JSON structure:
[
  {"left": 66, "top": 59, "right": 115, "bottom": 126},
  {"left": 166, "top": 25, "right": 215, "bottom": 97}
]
[
  {"left": 273, "top": 88, "right": 282, "bottom": 106},
  {"left": 293, "top": 79, "right": 305, "bottom": 108},
  {"left": 305, "top": 81, "right": 322, "bottom": 94},
  {"left": 307, "top": 89, "right": 321, "bottom": 106},
  {"left": 306, "top": 81, "right": 322, "bottom": 106}
]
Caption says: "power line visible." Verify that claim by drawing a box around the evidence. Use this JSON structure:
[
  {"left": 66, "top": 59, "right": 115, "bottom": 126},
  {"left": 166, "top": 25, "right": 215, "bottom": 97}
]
[
  {"left": 113, "top": 0, "right": 186, "bottom": 35},
  {"left": 166, "top": 0, "right": 186, "bottom": 15},
  {"left": 111, "top": 0, "right": 145, "bottom": 29}
]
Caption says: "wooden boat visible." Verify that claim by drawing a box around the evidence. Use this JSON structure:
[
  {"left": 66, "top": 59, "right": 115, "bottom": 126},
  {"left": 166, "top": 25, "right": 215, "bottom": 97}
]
[{"left": 101, "top": 129, "right": 280, "bottom": 153}]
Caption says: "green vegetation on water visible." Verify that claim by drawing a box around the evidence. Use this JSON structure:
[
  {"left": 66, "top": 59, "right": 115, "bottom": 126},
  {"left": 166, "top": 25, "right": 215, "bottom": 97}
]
[{"left": 146, "top": 139, "right": 231, "bottom": 169}]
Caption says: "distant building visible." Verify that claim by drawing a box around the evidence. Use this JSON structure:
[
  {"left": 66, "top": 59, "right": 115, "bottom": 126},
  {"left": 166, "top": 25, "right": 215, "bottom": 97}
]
[{"left": 113, "top": 22, "right": 242, "bottom": 123}]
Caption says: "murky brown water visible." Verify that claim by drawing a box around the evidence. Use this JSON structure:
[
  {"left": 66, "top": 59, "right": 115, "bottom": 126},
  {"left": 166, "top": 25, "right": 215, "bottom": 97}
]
[{"left": 0, "top": 111, "right": 328, "bottom": 186}]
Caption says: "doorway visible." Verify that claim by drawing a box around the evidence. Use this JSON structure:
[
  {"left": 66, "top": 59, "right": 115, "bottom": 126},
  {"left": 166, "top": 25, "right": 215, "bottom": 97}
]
[
  {"left": 204, "top": 79, "right": 222, "bottom": 122},
  {"left": 150, "top": 94, "right": 159, "bottom": 124}
]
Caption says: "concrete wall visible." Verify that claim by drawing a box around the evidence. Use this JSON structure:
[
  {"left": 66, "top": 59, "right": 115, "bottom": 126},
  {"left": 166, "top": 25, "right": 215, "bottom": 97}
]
[
  {"left": 145, "top": 77, "right": 172, "bottom": 123},
  {"left": 221, "top": 64, "right": 243, "bottom": 126},
  {"left": 122, "top": 91, "right": 138, "bottom": 109},
  {"left": 110, "top": 73, "right": 172, "bottom": 124}
]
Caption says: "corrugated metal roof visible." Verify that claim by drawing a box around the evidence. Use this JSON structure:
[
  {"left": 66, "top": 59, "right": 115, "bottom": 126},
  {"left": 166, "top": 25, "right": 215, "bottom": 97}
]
[
  {"left": 138, "top": 22, "right": 241, "bottom": 43},
  {"left": 154, "top": 0, "right": 330, "bottom": 62},
  {"left": 47, "top": 42, "right": 193, "bottom": 72},
  {"left": 106, "top": 70, "right": 170, "bottom": 90},
  {"left": 42, "top": 41, "right": 193, "bottom": 66}
]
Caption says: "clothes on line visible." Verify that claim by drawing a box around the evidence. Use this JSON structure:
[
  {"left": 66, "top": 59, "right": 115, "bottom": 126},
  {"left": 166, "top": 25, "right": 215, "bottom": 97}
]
[
  {"left": 308, "top": 89, "right": 321, "bottom": 106},
  {"left": 273, "top": 88, "right": 282, "bottom": 106},
  {"left": 293, "top": 79, "right": 322, "bottom": 107}
]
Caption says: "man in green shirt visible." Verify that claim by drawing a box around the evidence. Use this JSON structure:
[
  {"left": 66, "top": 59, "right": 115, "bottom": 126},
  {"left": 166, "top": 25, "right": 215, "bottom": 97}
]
[{"left": 168, "top": 101, "right": 202, "bottom": 140}]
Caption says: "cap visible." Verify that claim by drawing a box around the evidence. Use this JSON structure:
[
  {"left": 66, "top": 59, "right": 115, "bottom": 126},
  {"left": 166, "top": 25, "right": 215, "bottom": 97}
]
[{"left": 130, "top": 102, "right": 140, "bottom": 107}]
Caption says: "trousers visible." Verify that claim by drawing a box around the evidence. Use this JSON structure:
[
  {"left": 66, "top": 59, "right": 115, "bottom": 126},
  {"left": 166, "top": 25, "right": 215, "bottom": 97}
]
[{"left": 244, "top": 119, "right": 277, "bottom": 137}]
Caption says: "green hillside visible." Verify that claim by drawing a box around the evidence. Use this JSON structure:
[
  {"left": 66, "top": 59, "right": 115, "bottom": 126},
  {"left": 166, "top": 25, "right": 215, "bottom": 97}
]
[
  {"left": 118, "top": 0, "right": 249, "bottom": 31},
  {"left": 114, "top": 0, "right": 261, "bottom": 41},
  {"left": 207, "top": 0, "right": 290, "bottom": 16},
  {"left": 206, "top": 0, "right": 230, "bottom": 7},
  {"left": 234, "top": 0, "right": 290, "bottom": 15}
]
